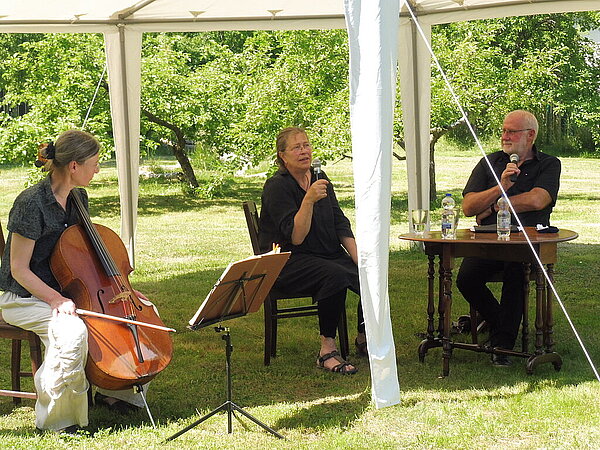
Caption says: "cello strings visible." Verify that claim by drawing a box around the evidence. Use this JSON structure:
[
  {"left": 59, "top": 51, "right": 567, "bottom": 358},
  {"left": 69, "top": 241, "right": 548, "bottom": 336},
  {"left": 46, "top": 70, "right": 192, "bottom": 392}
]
[
  {"left": 402, "top": 0, "right": 599, "bottom": 381},
  {"left": 73, "top": 191, "right": 120, "bottom": 277},
  {"left": 71, "top": 190, "right": 136, "bottom": 319}
]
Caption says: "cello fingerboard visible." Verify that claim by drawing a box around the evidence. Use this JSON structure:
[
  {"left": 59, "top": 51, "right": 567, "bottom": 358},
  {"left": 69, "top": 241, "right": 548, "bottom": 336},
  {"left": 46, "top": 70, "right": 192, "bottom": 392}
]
[{"left": 70, "top": 189, "right": 121, "bottom": 278}]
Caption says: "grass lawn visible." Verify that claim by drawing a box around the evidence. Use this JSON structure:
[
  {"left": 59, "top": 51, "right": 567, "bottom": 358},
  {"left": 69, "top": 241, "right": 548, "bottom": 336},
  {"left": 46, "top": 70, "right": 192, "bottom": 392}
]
[{"left": 1, "top": 148, "right": 599, "bottom": 449}]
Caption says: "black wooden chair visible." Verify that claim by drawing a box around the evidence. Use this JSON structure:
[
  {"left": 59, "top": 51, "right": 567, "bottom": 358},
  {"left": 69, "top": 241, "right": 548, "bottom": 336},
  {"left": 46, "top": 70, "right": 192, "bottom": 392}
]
[
  {"left": 242, "top": 201, "right": 349, "bottom": 365},
  {"left": 0, "top": 220, "right": 43, "bottom": 404}
]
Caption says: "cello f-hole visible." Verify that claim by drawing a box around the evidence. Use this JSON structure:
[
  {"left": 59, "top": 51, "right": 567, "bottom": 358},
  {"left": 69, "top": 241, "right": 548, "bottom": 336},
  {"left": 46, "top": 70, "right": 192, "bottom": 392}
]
[{"left": 96, "top": 289, "right": 106, "bottom": 314}]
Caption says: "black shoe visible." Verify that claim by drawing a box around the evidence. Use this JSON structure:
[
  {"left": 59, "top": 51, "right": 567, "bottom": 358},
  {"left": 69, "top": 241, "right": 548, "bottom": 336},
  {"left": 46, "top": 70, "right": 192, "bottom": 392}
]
[
  {"left": 37, "top": 425, "right": 82, "bottom": 436},
  {"left": 491, "top": 353, "right": 512, "bottom": 367},
  {"left": 59, "top": 425, "right": 82, "bottom": 436},
  {"left": 94, "top": 392, "right": 141, "bottom": 415},
  {"left": 456, "top": 315, "right": 471, "bottom": 334}
]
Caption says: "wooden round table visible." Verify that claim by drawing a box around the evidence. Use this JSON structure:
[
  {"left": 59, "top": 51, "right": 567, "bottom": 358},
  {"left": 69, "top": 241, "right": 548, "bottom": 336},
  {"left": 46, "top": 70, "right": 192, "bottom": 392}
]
[{"left": 399, "top": 227, "right": 578, "bottom": 376}]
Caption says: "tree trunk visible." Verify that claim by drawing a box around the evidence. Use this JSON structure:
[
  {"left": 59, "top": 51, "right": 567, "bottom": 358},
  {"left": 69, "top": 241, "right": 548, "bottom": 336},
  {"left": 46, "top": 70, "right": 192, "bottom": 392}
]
[
  {"left": 429, "top": 141, "right": 437, "bottom": 204},
  {"left": 428, "top": 117, "right": 466, "bottom": 203},
  {"left": 141, "top": 109, "right": 199, "bottom": 188}
]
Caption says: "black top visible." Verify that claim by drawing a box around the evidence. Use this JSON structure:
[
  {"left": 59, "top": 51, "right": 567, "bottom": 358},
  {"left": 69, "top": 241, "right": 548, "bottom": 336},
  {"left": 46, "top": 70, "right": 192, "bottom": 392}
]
[
  {"left": 259, "top": 169, "right": 354, "bottom": 256},
  {"left": 0, "top": 176, "right": 87, "bottom": 297},
  {"left": 463, "top": 145, "right": 561, "bottom": 227}
]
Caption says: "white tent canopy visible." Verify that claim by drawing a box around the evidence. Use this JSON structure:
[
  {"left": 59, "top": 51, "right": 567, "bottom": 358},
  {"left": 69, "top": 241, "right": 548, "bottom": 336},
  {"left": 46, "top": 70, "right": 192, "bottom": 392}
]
[{"left": 2, "top": 0, "right": 598, "bottom": 407}]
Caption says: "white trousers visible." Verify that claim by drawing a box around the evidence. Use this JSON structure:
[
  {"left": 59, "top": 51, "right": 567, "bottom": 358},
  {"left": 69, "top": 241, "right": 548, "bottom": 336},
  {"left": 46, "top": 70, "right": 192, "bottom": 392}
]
[{"left": 0, "top": 291, "right": 147, "bottom": 430}]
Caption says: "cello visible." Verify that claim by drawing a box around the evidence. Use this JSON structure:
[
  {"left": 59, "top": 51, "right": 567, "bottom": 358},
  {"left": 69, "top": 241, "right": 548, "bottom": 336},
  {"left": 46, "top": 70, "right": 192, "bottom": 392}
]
[{"left": 50, "top": 189, "right": 173, "bottom": 391}]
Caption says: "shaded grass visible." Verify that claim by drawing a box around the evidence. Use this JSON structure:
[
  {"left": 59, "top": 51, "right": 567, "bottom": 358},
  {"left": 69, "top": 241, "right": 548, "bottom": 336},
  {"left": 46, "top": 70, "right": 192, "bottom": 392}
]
[{"left": 1, "top": 150, "right": 599, "bottom": 449}]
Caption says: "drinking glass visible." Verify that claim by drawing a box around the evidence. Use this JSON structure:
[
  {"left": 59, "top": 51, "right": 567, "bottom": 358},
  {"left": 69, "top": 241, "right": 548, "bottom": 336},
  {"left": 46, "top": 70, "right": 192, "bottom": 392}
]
[
  {"left": 410, "top": 209, "right": 429, "bottom": 236},
  {"left": 453, "top": 208, "right": 460, "bottom": 233}
]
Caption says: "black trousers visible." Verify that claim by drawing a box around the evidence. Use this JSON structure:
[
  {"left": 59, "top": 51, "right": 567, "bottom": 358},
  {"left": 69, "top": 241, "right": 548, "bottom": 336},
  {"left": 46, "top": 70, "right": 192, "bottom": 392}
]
[
  {"left": 456, "top": 257, "right": 526, "bottom": 350},
  {"left": 318, "top": 290, "right": 365, "bottom": 338}
]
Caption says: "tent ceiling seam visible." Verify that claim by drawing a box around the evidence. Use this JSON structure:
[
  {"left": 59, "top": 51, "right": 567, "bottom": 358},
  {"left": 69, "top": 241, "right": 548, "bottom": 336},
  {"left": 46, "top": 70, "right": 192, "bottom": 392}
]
[
  {"left": 0, "top": 14, "right": 345, "bottom": 27},
  {"left": 1, "top": 0, "right": 597, "bottom": 29}
]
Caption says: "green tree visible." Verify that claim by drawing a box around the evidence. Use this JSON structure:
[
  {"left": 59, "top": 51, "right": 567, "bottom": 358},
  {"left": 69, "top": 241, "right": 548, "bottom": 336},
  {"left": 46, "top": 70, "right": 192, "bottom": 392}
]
[
  {"left": 0, "top": 33, "right": 111, "bottom": 164},
  {"left": 420, "top": 12, "right": 600, "bottom": 201},
  {"left": 140, "top": 30, "right": 350, "bottom": 176},
  {"left": 2, "top": 15, "right": 598, "bottom": 198}
]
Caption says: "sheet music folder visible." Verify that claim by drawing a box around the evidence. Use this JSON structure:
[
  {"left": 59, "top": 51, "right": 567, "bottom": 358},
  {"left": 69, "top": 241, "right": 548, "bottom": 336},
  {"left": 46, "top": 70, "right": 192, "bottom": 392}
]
[{"left": 189, "top": 249, "right": 290, "bottom": 330}]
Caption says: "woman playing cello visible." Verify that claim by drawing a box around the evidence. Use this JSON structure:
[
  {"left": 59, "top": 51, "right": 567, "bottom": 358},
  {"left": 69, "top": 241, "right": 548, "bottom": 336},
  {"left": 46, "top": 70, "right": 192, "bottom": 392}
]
[{"left": 0, "top": 130, "right": 150, "bottom": 433}]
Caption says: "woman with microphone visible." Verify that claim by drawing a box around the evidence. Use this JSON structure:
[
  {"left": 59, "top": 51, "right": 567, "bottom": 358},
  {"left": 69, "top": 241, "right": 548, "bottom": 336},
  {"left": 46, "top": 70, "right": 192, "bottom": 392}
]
[{"left": 258, "top": 127, "right": 366, "bottom": 375}]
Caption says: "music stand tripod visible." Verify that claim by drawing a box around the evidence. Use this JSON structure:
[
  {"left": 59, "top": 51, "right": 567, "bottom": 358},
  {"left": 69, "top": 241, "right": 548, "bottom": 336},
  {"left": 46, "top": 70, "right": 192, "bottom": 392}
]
[{"left": 166, "top": 252, "right": 289, "bottom": 441}]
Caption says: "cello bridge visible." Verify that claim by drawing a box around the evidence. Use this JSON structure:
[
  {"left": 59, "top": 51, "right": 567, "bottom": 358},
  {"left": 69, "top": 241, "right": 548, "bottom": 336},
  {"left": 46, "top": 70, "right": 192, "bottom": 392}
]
[{"left": 109, "top": 290, "right": 134, "bottom": 304}]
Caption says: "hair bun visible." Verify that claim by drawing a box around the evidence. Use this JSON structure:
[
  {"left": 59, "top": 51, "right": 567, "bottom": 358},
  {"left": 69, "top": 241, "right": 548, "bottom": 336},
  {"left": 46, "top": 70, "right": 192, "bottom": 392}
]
[
  {"left": 35, "top": 141, "right": 55, "bottom": 168},
  {"left": 45, "top": 141, "right": 56, "bottom": 159}
]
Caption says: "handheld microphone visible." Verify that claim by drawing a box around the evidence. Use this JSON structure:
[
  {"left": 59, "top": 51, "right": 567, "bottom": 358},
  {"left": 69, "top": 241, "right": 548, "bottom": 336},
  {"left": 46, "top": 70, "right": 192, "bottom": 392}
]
[
  {"left": 312, "top": 159, "right": 322, "bottom": 180},
  {"left": 509, "top": 154, "right": 519, "bottom": 183}
]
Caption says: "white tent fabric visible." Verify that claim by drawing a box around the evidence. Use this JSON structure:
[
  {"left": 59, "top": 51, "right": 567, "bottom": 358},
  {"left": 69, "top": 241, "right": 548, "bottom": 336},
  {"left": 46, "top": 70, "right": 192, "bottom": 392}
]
[
  {"left": 104, "top": 29, "right": 142, "bottom": 263},
  {"left": 345, "top": 0, "right": 401, "bottom": 408},
  {"left": 1, "top": 0, "right": 598, "bottom": 408}
]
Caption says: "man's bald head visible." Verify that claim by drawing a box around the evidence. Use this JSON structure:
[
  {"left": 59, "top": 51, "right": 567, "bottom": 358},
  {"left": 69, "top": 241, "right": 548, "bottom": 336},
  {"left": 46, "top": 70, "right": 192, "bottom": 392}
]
[{"left": 504, "top": 110, "right": 538, "bottom": 142}]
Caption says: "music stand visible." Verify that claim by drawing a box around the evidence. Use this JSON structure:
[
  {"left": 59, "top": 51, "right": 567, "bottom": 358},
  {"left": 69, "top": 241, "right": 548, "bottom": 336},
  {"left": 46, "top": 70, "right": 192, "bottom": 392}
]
[{"left": 166, "top": 251, "right": 290, "bottom": 442}]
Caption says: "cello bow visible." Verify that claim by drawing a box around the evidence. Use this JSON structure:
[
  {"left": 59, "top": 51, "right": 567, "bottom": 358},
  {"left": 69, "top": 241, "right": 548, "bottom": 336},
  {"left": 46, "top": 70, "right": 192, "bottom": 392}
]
[{"left": 76, "top": 308, "right": 176, "bottom": 333}]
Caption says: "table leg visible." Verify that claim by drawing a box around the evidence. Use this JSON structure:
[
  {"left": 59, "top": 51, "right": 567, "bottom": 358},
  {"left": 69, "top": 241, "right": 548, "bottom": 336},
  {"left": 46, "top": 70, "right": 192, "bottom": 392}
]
[
  {"left": 441, "top": 253, "right": 453, "bottom": 377},
  {"left": 418, "top": 255, "right": 440, "bottom": 362},
  {"left": 544, "top": 264, "right": 562, "bottom": 371},
  {"left": 534, "top": 266, "right": 545, "bottom": 356},
  {"left": 437, "top": 257, "right": 445, "bottom": 339},
  {"left": 522, "top": 263, "right": 531, "bottom": 353},
  {"left": 545, "top": 264, "right": 556, "bottom": 352},
  {"left": 526, "top": 263, "right": 562, "bottom": 374}
]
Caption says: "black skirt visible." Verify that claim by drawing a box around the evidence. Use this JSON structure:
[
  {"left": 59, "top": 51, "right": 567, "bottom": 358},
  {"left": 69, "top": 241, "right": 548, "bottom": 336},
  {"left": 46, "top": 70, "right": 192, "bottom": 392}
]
[{"left": 273, "top": 251, "right": 360, "bottom": 303}]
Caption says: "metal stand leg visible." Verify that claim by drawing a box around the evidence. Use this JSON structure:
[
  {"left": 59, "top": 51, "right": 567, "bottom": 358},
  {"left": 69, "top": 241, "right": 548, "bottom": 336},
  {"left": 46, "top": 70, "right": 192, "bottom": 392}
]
[
  {"left": 165, "top": 327, "right": 284, "bottom": 442},
  {"left": 136, "top": 384, "right": 156, "bottom": 428}
]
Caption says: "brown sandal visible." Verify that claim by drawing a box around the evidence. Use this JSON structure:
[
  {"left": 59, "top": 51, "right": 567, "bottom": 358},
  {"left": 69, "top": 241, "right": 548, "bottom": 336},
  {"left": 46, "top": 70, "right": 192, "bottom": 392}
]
[
  {"left": 355, "top": 338, "right": 368, "bottom": 357},
  {"left": 317, "top": 350, "right": 358, "bottom": 375}
]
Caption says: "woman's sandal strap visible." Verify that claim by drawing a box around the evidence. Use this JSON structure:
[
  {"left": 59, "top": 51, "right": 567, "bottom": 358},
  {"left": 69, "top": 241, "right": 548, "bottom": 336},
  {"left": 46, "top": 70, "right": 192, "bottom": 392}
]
[
  {"left": 318, "top": 350, "right": 341, "bottom": 364},
  {"left": 317, "top": 351, "right": 358, "bottom": 374}
]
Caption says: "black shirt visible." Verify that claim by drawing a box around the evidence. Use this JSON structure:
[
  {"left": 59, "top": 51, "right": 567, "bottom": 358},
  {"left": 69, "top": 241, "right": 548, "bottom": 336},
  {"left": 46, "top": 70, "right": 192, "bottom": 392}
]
[
  {"left": 0, "top": 176, "right": 87, "bottom": 297},
  {"left": 463, "top": 145, "right": 561, "bottom": 227},
  {"left": 259, "top": 169, "right": 354, "bottom": 256}
]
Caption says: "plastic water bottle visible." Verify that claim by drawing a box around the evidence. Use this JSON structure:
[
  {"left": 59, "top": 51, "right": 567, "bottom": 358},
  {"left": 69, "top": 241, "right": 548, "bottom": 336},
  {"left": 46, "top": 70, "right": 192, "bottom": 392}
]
[
  {"left": 441, "top": 194, "right": 456, "bottom": 239},
  {"left": 497, "top": 196, "right": 511, "bottom": 240}
]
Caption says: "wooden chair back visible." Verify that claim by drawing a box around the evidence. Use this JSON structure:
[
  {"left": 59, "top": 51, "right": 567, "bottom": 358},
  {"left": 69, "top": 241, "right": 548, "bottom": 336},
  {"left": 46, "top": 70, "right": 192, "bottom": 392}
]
[{"left": 242, "top": 201, "right": 262, "bottom": 256}]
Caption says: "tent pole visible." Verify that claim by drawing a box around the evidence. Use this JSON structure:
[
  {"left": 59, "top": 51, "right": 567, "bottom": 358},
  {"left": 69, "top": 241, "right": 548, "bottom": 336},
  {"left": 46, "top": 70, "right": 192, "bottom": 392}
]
[
  {"left": 409, "top": 18, "right": 424, "bottom": 210},
  {"left": 117, "top": 24, "right": 137, "bottom": 266}
]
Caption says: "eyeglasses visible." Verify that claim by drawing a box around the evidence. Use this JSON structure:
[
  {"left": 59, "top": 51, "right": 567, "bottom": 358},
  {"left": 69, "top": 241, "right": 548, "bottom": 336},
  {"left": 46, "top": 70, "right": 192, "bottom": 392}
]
[
  {"left": 501, "top": 128, "right": 532, "bottom": 136},
  {"left": 286, "top": 143, "right": 312, "bottom": 152},
  {"left": 79, "top": 158, "right": 100, "bottom": 169}
]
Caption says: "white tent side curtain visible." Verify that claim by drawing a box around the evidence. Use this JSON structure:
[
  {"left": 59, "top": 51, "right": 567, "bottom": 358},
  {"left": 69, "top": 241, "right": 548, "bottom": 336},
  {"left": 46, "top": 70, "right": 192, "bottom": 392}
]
[
  {"left": 104, "top": 28, "right": 142, "bottom": 264},
  {"left": 346, "top": 0, "right": 401, "bottom": 408}
]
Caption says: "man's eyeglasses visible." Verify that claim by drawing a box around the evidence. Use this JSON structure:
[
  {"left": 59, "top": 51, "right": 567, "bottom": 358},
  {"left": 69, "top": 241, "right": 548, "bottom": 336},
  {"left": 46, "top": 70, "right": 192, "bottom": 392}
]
[
  {"left": 501, "top": 128, "right": 532, "bottom": 136},
  {"left": 287, "top": 143, "right": 313, "bottom": 152}
]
